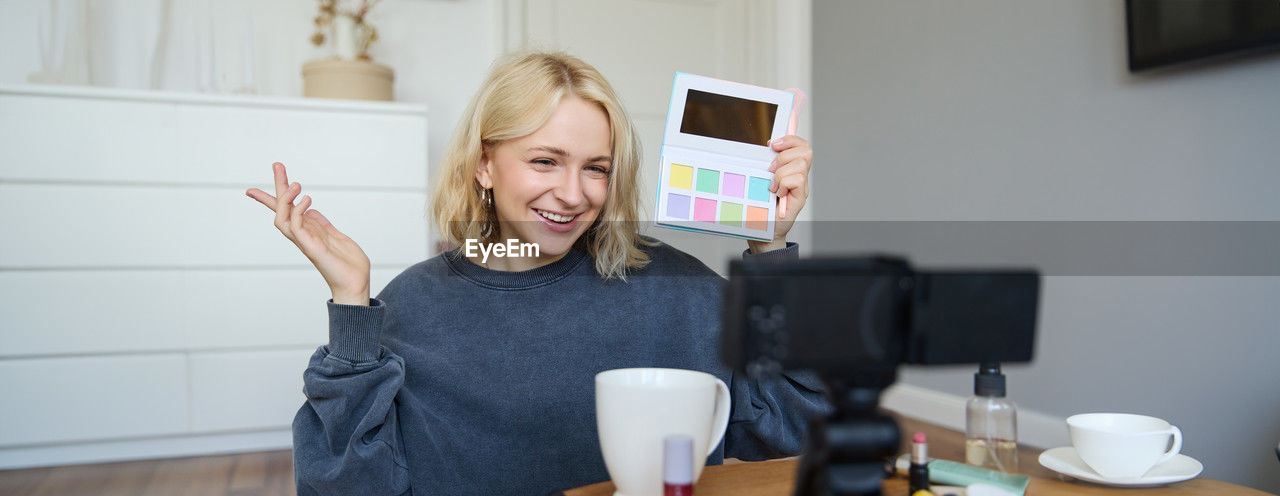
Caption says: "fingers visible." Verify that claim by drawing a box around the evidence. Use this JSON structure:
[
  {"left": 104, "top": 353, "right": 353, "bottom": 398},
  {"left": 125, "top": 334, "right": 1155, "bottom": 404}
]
[
  {"left": 770, "top": 156, "right": 811, "bottom": 191},
  {"left": 771, "top": 158, "right": 808, "bottom": 219},
  {"left": 274, "top": 182, "right": 301, "bottom": 234},
  {"left": 769, "top": 157, "right": 810, "bottom": 192},
  {"left": 769, "top": 140, "right": 813, "bottom": 173},
  {"left": 765, "top": 135, "right": 812, "bottom": 221},
  {"left": 776, "top": 173, "right": 807, "bottom": 199},
  {"left": 272, "top": 162, "right": 289, "bottom": 198},
  {"left": 306, "top": 209, "right": 350, "bottom": 240},
  {"left": 254, "top": 162, "right": 324, "bottom": 241},
  {"left": 291, "top": 194, "right": 312, "bottom": 237},
  {"left": 305, "top": 209, "right": 339, "bottom": 233},
  {"left": 768, "top": 155, "right": 808, "bottom": 193},
  {"left": 768, "top": 135, "right": 809, "bottom": 154},
  {"left": 773, "top": 172, "right": 808, "bottom": 221},
  {"left": 770, "top": 146, "right": 812, "bottom": 173},
  {"left": 245, "top": 188, "right": 278, "bottom": 209},
  {"left": 781, "top": 193, "right": 807, "bottom": 222}
]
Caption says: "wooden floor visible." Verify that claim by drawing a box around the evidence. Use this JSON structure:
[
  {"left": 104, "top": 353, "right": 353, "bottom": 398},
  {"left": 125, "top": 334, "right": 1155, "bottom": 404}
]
[{"left": 0, "top": 450, "right": 296, "bottom": 496}]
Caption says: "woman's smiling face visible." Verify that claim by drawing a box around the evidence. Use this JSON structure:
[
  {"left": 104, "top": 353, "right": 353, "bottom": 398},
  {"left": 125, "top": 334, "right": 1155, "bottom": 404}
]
[{"left": 475, "top": 94, "right": 613, "bottom": 263}]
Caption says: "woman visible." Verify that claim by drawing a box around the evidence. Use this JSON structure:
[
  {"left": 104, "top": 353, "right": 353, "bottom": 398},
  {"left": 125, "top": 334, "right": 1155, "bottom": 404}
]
[{"left": 245, "top": 52, "right": 824, "bottom": 496}]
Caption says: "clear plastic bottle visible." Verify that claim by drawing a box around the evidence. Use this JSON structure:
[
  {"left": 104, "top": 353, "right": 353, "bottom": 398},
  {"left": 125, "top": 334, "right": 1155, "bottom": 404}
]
[{"left": 965, "top": 362, "right": 1018, "bottom": 472}]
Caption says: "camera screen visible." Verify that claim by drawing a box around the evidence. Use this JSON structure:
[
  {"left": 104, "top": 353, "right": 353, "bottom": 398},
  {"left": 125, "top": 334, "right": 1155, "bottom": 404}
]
[{"left": 680, "top": 89, "right": 778, "bottom": 146}]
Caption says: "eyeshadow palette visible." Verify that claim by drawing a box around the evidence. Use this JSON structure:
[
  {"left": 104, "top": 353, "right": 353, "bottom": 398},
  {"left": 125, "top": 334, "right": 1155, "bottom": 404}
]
[{"left": 654, "top": 73, "right": 797, "bottom": 241}]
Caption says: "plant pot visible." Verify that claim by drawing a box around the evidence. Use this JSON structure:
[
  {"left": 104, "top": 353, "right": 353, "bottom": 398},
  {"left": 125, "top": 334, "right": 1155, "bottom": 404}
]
[{"left": 302, "top": 58, "right": 394, "bottom": 101}]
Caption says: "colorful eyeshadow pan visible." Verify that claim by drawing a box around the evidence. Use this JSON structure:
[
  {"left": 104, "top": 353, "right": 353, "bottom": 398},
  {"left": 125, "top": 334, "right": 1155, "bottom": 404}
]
[
  {"left": 720, "top": 202, "right": 743, "bottom": 227},
  {"left": 666, "top": 193, "right": 691, "bottom": 219},
  {"left": 696, "top": 169, "right": 720, "bottom": 194},
  {"left": 748, "top": 177, "right": 772, "bottom": 202},
  {"left": 669, "top": 164, "right": 693, "bottom": 189},
  {"left": 693, "top": 198, "right": 717, "bottom": 222},
  {"left": 722, "top": 173, "right": 745, "bottom": 198},
  {"left": 746, "top": 206, "right": 769, "bottom": 231}
]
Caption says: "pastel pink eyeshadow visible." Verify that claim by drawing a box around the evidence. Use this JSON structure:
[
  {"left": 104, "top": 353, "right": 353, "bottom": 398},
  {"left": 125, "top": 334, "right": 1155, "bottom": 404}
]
[{"left": 693, "top": 198, "right": 718, "bottom": 222}]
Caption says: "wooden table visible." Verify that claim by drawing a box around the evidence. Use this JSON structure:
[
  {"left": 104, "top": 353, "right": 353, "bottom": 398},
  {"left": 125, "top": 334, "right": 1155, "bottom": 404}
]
[{"left": 564, "top": 416, "right": 1272, "bottom": 496}]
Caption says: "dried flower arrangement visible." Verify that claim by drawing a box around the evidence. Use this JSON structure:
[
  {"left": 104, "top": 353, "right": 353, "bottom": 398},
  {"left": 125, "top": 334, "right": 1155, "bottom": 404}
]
[{"left": 310, "top": 0, "right": 382, "bottom": 60}]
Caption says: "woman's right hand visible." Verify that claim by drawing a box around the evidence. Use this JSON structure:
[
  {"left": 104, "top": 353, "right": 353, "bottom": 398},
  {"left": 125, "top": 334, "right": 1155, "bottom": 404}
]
[{"left": 246, "top": 162, "right": 372, "bottom": 305}]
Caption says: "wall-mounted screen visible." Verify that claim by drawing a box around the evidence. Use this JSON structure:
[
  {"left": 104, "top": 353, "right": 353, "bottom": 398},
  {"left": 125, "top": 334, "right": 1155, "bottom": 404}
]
[{"left": 1127, "top": 0, "right": 1280, "bottom": 71}]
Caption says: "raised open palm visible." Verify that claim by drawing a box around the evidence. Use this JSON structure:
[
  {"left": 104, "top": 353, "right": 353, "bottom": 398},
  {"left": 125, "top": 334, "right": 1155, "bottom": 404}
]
[{"left": 245, "top": 162, "right": 371, "bottom": 305}]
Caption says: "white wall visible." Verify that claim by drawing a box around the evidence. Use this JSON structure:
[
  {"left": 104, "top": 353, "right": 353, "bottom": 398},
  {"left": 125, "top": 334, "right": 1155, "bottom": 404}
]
[
  {"left": 813, "top": 0, "right": 1280, "bottom": 491},
  {"left": 0, "top": 0, "right": 501, "bottom": 171}
]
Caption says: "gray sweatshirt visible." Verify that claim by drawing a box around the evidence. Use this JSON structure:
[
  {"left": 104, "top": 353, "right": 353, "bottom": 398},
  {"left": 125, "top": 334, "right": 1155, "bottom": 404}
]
[{"left": 292, "top": 241, "right": 828, "bottom": 495}]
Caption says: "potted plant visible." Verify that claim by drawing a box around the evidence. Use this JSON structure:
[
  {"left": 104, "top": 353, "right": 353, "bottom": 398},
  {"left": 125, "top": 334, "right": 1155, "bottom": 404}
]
[{"left": 302, "top": 0, "right": 394, "bottom": 101}]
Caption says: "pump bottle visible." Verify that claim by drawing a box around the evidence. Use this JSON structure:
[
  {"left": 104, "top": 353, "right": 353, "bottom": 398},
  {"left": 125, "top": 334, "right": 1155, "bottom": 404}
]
[{"left": 965, "top": 362, "right": 1018, "bottom": 472}]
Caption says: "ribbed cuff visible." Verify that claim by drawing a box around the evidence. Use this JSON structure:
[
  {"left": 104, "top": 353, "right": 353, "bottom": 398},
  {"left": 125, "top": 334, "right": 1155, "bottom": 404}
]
[
  {"left": 326, "top": 298, "right": 386, "bottom": 363},
  {"left": 742, "top": 242, "right": 799, "bottom": 262}
]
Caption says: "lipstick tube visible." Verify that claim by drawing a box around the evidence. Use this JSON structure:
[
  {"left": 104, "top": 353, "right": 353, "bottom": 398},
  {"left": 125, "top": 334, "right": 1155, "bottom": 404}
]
[{"left": 910, "top": 431, "right": 930, "bottom": 494}]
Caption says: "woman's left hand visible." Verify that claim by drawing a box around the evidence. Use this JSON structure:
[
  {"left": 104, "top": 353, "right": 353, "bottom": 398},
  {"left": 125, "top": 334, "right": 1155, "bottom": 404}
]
[{"left": 747, "top": 135, "right": 813, "bottom": 254}]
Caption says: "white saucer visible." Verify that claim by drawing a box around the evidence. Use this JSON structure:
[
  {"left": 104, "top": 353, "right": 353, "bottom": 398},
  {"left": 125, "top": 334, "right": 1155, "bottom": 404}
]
[{"left": 1038, "top": 446, "right": 1203, "bottom": 487}]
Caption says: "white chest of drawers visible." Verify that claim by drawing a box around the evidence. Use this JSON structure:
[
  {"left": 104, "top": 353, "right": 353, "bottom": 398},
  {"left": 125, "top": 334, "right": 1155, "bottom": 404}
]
[{"left": 0, "top": 85, "right": 429, "bottom": 468}]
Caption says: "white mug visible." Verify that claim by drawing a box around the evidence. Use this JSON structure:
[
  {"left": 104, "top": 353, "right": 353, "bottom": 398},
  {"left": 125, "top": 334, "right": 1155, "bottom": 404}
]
[
  {"left": 1067, "top": 413, "right": 1182, "bottom": 479},
  {"left": 596, "top": 368, "right": 731, "bottom": 496}
]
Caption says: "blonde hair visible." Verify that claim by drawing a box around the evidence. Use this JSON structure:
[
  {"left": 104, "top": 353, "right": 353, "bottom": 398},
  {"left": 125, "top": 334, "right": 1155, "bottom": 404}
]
[{"left": 431, "top": 51, "right": 651, "bottom": 279}]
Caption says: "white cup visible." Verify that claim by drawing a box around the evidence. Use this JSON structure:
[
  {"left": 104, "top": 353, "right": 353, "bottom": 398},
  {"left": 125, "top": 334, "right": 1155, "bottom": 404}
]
[
  {"left": 596, "top": 368, "right": 731, "bottom": 496},
  {"left": 1067, "top": 413, "right": 1182, "bottom": 479}
]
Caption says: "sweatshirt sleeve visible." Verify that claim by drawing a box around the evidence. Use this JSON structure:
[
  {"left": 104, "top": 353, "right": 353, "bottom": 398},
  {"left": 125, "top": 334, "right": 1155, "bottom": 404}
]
[
  {"left": 724, "top": 369, "right": 830, "bottom": 460},
  {"left": 292, "top": 298, "right": 412, "bottom": 496},
  {"left": 726, "top": 241, "right": 833, "bottom": 459},
  {"left": 741, "top": 241, "right": 800, "bottom": 262}
]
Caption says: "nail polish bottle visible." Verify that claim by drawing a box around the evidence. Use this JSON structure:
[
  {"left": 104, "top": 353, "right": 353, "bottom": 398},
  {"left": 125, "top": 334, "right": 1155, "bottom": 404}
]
[{"left": 663, "top": 434, "right": 694, "bottom": 496}]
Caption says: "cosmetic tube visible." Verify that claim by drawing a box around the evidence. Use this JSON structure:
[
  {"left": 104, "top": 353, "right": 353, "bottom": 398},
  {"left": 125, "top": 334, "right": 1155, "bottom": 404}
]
[
  {"left": 909, "top": 432, "right": 929, "bottom": 494},
  {"left": 664, "top": 435, "right": 694, "bottom": 496},
  {"left": 894, "top": 455, "right": 1030, "bottom": 496}
]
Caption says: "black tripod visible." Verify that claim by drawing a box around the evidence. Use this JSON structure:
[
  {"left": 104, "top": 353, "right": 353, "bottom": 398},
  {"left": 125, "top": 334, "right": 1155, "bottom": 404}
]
[{"left": 793, "top": 377, "right": 901, "bottom": 496}]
